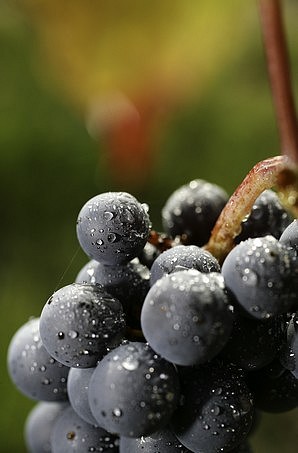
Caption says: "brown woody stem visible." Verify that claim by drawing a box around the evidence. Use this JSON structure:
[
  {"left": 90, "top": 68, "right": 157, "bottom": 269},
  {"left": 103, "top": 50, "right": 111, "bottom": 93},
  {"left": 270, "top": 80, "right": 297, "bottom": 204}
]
[
  {"left": 259, "top": 0, "right": 298, "bottom": 162},
  {"left": 205, "top": 155, "right": 298, "bottom": 263}
]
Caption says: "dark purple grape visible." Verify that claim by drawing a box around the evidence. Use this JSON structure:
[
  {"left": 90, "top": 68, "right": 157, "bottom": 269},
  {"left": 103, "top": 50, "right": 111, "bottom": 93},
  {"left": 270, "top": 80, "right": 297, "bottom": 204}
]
[
  {"left": 39, "top": 284, "right": 126, "bottom": 368},
  {"left": 235, "top": 189, "right": 292, "bottom": 243},
  {"left": 279, "top": 219, "right": 298, "bottom": 253},
  {"left": 119, "top": 427, "right": 192, "bottom": 452},
  {"left": 138, "top": 241, "right": 161, "bottom": 269},
  {"left": 92, "top": 259, "right": 150, "bottom": 329},
  {"left": 88, "top": 342, "right": 180, "bottom": 437},
  {"left": 220, "top": 312, "right": 283, "bottom": 370},
  {"left": 25, "top": 401, "right": 68, "bottom": 453},
  {"left": 150, "top": 244, "right": 220, "bottom": 286},
  {"left": 51, "top": 406, "right": 119, "bottom": 452},
  {"left": 222, "top": 236, "right": 298, "bottom": 320},
  {"left": 279, "top": 312, "right": 298, "bottom": 378},
  {"left": 7, "top": 318, "right": 69, "bottom": 401},
  {"left": 67, "top": 367, "right": 97, "bottom": 425},
  {"left": 76, "top": 259, "right": 150, "bottom": 330},
  {"left": 172, "top": 362, "right": 254, "bottom": 453},
  {"left": 162, "top": 179, "right": 228, "bottom": 246},
  {"left": 247, "top": 359, "right": 298, "bottom": 412},
  {"left": 75, "top": 259, "right": 99, "bottom": 285},
  {"left": 141, "top": 270, "right": 234, "bottom": 366},
  {"left": 76, "top": 192, "right": 150, "bottom": 265}
]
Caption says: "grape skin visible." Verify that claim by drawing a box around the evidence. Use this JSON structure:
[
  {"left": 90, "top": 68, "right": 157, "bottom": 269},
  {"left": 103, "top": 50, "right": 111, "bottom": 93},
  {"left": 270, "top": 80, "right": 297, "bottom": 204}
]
[
  {"left": 88, "top": 342, "right": 180, "bottom": 438},
  {"left": 67, "top": 367, "right": 98, "bottom": 425},
  {"left": 76, "top": 192, "right": 150, "bottom": 265},
  {"left": 279, "top": 219, "right": 298, "bottom": 253},
  {"left": 222, "top": 235, "right": 298, "bottom": 319},
  {"left": 39, "top": 283, "right": 126, "bottom": 368},
  {"left": 7, "top": 317, "right": 69, "bottom": 401},
  {"left": 162, "top": 179, "right": 228, "bottom": 246},
  {"left": 279, "top": 312, "right": 298, "bottom": 378},
  {"left": 119, "top": 427, "right": 192, "bottom": 452},
  {"left": 75, "top": 259, "right": 99, "bottom": 285},
  {"left": 150, "top": 244, "right": 220, "bottom": 287},
  {"left": 220, "top": 312, "right": 283, "bottom": 370},
  {"left": 235, "top": 189, "right": 293, "bottom": 243},
  {"left": 76, "top": 259, "right": 150, "bottom": 329},
  {"left": 172, "top": 362, "right": 254, "bottom": 453},
  {"left": 25, "top": 401, "right": 68, "bottom": 453},
  {"left": 141, "top": 270, "right": 234, "bottom": 366},
  {"left": 93, "top": 259, "right": 150, "bottom": 330},
  {"left": 51, "top": 406, "right": 119, "bottom": 453}
]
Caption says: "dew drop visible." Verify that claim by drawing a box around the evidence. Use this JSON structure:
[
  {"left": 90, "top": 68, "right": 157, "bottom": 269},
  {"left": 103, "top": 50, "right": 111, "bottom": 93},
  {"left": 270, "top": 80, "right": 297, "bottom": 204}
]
[
  {"left": 122, "top": 358, "right": 139, "bottom": 371},
  {"left": 107, "top": 233, "right": 117, "bottom": 243},
  {"left": 112, "top": 408, "right": 122, "bottom": 417},
  {"left": 123, "top": 209, "right": 135, "bottom": 223},
  {"left": 241, "top": 268, "right": 258, "bottom": 286},
  {"left": 212, "top": 387, "right": 223, "bottom": 395},
  {"left": 211, "top": 405, "right": 221, "bottom": 416},
  {"left": 68, "top": 330, "right": 78, "bottom": 339},
  {"left": 104, "top": 211, "right": 114, "bottom": 221}
]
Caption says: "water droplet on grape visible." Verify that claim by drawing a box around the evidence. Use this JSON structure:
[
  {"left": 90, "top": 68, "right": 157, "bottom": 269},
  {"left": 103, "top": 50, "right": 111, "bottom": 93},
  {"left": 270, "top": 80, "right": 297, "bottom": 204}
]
[
  {"left": 68, "top": 330, "right": 78, "bottom": 339},
  {"left": 112, "top": 407, "right": 122, "bottom": 417},
  {"left": 104, "top": 211, "right": 114, "bottom": 221},
  {"left": 241, "top": 268, "right": 258, "bottom": 286},
  {"left": 122, "top": 358, "right": 139, "bottom": 371}
]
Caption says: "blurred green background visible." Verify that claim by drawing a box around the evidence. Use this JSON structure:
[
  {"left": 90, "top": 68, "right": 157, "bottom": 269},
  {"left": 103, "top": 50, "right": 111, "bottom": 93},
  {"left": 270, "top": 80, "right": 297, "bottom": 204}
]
[{"left": 1, "top": 1, "right": 298, "bottom": 451}]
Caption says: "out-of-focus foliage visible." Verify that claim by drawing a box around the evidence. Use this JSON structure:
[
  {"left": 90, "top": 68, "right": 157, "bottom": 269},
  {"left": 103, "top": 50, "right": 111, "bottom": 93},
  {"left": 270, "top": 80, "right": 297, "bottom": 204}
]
[
  {"left": 17, "top": 0, "right": 254, "bottom": 185},
  {"left": 19, "top": 0, "right": 251, "bottom": 107},
  {"left": 1, "top": 1, "right": 298, "bottom": 451}
]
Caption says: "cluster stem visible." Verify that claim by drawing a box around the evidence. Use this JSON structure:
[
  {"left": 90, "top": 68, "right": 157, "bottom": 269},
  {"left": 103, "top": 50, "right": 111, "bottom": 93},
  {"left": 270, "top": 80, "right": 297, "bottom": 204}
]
[{"left": 259, "top": 0, "right": 298, "bottom": 162}]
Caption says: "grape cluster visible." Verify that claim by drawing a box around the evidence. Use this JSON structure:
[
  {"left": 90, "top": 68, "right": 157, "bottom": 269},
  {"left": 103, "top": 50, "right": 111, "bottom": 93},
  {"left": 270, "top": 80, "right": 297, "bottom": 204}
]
[{"left": 7, "top": 184, "right": 298, "bottom": 452}]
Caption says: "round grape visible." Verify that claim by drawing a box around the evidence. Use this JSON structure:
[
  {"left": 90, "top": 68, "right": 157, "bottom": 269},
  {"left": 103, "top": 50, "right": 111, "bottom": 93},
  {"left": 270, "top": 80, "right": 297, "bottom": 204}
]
[
  {"left": 222, "top": 235, "right": 298, "bottom": 319},
  {"left": 51, "top": 406, "right": 119, "bottom": 452},
  {"left": 235, "top": 189, "right": 292, "bottom": 243},
  {"left": 150, "top": 244, "right": 220, "bottom": 286},
  {"left": 172, "top": 362, "right": 254, "bottom": 453},
  {"left": 220, "top": 312, "right": 283, "bottom": 370},
  {"left": 39, "top": 284, "right": 126, "bottom": 368},
  {"left": 75, "top": 259, "right": 99, "bottom": 285},
  {"left": 7, "top": 318, "right": 69, "bottom": 401},
  {"left": 162, "top": 179, "right": 228, "bottom": 246},
  {"left": 92, "top": 259, "right": 150, "bottom": 330},
  {"left": 25, "top": 401, "right": 68, "bottom": 453},
  {"left": 67, "top": 367, "right": 97, "bottom": 425},
  {"left": 88, "top": 342, "right": 180, "bottom": 437},
  {"left": 76, "top": 192, "right": 150, "bottom": 265},
  {"left": 279, "top": 219, "right": 298, "bottom": 252},
  {"left": 141, "top": 270, "right": 234, "bottom": 366}
]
